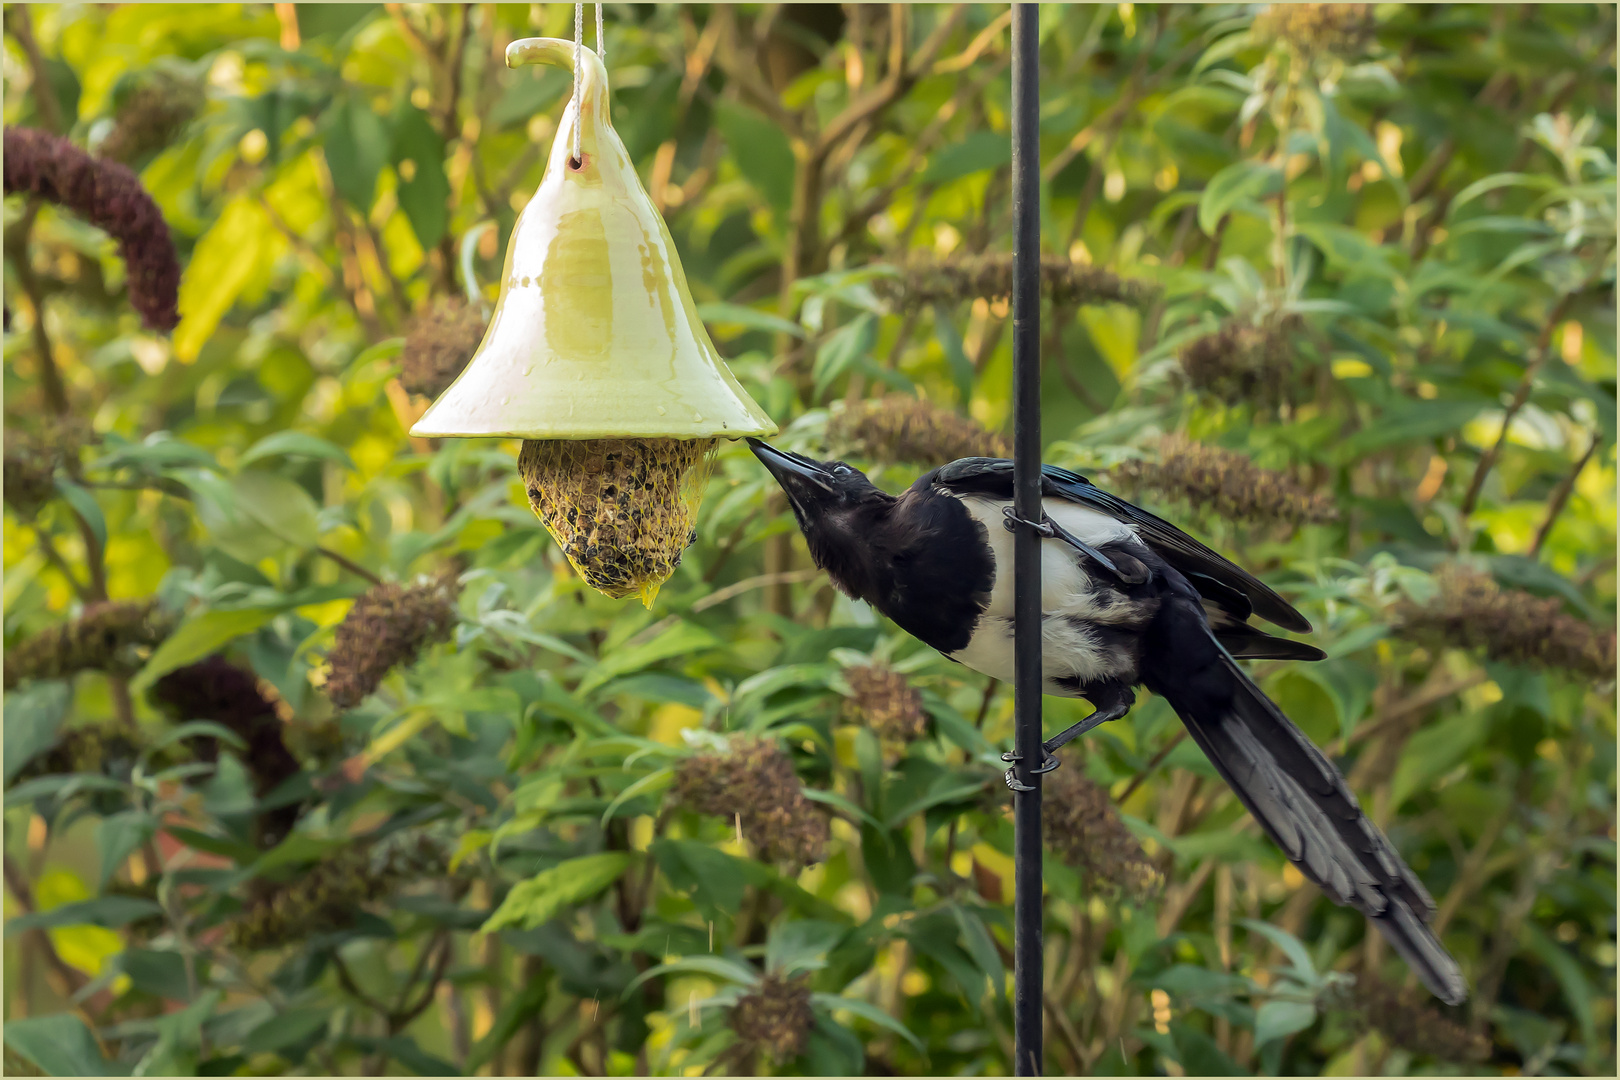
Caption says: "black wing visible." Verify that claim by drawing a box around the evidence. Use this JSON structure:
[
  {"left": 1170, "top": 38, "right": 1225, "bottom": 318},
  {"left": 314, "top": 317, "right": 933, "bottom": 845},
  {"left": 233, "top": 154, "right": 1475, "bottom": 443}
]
[{"left": 931, "top": 457, "right": 1313, "bottom": 634}]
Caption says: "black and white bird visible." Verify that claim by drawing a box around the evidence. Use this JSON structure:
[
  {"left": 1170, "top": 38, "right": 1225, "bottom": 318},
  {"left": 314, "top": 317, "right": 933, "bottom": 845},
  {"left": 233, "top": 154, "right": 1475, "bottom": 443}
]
[{"left": 748, "top": 439, "right": 1467, "bottom": 1006}]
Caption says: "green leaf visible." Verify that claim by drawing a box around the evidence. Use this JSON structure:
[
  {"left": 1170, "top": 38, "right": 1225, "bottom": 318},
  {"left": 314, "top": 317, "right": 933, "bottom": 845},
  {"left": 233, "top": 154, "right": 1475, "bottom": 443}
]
[
  {"left": 714, "top": 100, "right": 795, "bottom": 214},
  {"left": 934, "top": 304, "right": 974, "bottom": 404},
  {"left": 1254, "top": 998, "right": 1317, "bottom": 1046},
  {"left": 1389, "top": 709, "right": 1487, "bottom": 811},
  {"left": 1521, "top": 921, "right": 1597, "bottom": 1054},
  {"left": 921, "top": 130, "right": 1011, "bottom": 185},
  {"left": 242, "top": 1007, "right": 330, "bottom": 1054},
  {"left": 649, "top": 838, "right": 756, "bottom": 917},
  {"left": 320, "top": 96, "right": 390, "bottom": 210},
  {"left": 624, "top": 955, "right": 762, "bottom": 996},
  {"left": 5, "top": 896, "right": 163, "bottom": 936},
  {"left": 1199, "top": 161, "right": 1282, "bottom": 235},
  {"left": 4, "top": 681, "right": 71, "bottom": 784},
  {"left": 147, "top": 721, "right": 250, "bottom": 753},
  {"left": 53, "top": 477, "right": 106, "bottom": 553},
  {"left": 239, "top": 431, "right": 356, "bottom": 471},
  {"left": 3, "top": 1013, "right": 124, "bottom": 1076},
  {"left": 392, "top": 104, "right": 450, "bottom": 249},
  {"left": 1238, "top": 920, "right": 1317, "bottom": 984},
  {"left": 951, "top": 904, "right": 1006, "bottom": 1002},
  {"left": 132, "top": 608, "right": 278, "bottom": 691},
  {"left": 810, "top": 993, "right": 926, "bottom": 1052},
  {"left": 697, "top": 302, "right": 806, "bottom": 339},
  {"left": 813, "top": 314, "right": 879, "bottom": 399},
  {"left": 1170, "top": 1020, "right": 1249, "bottom": 1075},
  {"left": 480, "top": 852, "right": 634, "bottom": 933},
  {"left": 1334, "top": 399, "right": 1483, "bottom": 460},
  {"left": 766, "top": 920, "right": 847, "bottom": 976},
  {"left": 465, "top": 969, "right": 549, "bottom": 1072},
  {"left": 97, "top": 811, "right": 157, "bottom": 888},
  {"left": 488, "top": 66, "right": 570, "bottom": 130},
  {"left": 577, "top": 621, "right": 720, "bottom": 696},
  {"left": 231, "top": 469, "right": 322, "bottom": 548}
]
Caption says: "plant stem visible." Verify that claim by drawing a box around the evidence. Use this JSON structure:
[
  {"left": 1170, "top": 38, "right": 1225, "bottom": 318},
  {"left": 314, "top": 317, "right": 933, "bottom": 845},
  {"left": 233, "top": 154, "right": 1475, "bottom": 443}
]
[{"left": 1529, "top": 430, "right": 1602, "bottom": 557}]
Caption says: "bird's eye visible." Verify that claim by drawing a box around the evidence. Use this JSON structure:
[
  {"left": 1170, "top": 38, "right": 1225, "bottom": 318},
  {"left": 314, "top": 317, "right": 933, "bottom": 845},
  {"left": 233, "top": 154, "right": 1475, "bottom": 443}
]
[{"left": 832, "top": 465, "right": 851, "bottom": 477}]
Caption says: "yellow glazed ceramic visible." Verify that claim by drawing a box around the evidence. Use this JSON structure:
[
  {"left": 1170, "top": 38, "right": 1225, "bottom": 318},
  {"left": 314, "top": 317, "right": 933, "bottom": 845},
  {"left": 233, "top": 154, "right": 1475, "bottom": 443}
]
[{"left": 410, "top": 38, "right": 777, "bottom": 441}]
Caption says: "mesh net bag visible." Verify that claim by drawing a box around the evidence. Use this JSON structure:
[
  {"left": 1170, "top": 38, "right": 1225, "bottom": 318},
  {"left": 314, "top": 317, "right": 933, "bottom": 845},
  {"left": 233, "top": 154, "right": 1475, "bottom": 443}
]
[{"left": 519, "top": 437, "right": 717, "bottom": 606}]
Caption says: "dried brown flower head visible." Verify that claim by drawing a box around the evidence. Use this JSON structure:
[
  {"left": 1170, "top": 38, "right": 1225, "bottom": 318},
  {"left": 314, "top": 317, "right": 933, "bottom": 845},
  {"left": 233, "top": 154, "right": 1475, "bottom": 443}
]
[
  {"left": 4, "top": 599, "right": 173, "bottom": 690},
  {"left": 400, "top": 297, "right": 488, "bottom": 400},
  {"left": 1043, "top": 766, "right": 1160, "bottom": 900},
  {"left": 1396, "top": 567, "right": 1616, "bottom": 680},
  {"left": 228, "top": 833, "right": 446, "bottom": 950},
  {"left": 828, "top": 395, "right": 1010, "bottom": 468},
  {"left": 672, "top": 737, "right": 829, "bottom": 865},
  {"left": 150, "top": 656, "right": 303, "bottom": 846},
  {"left": 1178, "top": 315, "right": 1306, "bottom": 410},
  {"left": 1253, "top": 4, "right": 1378, "bottom": 60},
  {"left": 3, "top": 415, "right": 91, "bottom": 519},
  {"left": 3, "top": 126, "right": 181, "bottom": 330},
  {"left": 843, "top": 662, "right": 927, "bottom": 742},
  {"left": 1106, "top": 435, "right": 1338, "bottom": 527},
  {"left": 324, "top": 575, "right": 460, "bottom": 708},
  {"left": 879, "top": 253, "right": 1153, "bottom": 311},
  {"left": 98, "top": 71, "right": 205, "bottom": 164},
  {"left": 520, "top": 438, "right": 714, "bottom": 604},
  {"left": 1335, "top": 972, "right": 1488, "bottom": 1061},
  {"left": 11, "top": 725, "right": 143, "bottom": 786},
  {"left": 729, "top": 972, "right": 815, "bottom": 1065}
]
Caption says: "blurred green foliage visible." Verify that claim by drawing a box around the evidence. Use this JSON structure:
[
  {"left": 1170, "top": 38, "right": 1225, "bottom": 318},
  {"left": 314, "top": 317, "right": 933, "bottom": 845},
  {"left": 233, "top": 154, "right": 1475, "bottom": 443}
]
[{"left": 3, "top": 4, "right": 1615, "bottom": 1077}]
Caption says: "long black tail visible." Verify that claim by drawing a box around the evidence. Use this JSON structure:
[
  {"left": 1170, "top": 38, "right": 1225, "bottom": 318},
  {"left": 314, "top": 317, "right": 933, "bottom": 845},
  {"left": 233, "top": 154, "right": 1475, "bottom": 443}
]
[{"left": 1144, "top": 599, "right": 1467, "bottom": 1006}]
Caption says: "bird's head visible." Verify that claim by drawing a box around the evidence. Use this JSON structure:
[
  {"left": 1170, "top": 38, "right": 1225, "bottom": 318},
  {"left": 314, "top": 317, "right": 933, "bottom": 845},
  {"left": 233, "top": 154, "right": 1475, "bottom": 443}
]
[{"left": 747, "top": 439, "right": 897, "bottom": 598}]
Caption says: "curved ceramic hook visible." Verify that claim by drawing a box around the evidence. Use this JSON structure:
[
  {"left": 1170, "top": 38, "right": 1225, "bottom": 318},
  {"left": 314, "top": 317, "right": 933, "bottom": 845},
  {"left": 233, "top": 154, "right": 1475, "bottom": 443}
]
[{"left": 506, "top": 37, "right": 610, "bottom": 170}]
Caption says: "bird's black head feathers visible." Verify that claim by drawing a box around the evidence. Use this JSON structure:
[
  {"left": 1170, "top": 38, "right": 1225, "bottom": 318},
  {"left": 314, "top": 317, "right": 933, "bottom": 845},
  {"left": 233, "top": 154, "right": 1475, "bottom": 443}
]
[{"left": 747, "top": 440, "right": 896, "bottom": 598}]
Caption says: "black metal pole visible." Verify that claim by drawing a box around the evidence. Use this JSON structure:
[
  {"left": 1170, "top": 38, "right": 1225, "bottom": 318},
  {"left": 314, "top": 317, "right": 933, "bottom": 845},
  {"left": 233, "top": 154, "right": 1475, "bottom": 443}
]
[{"left": 1010, "top": 4, "right": 1044, "bottom": 1077}]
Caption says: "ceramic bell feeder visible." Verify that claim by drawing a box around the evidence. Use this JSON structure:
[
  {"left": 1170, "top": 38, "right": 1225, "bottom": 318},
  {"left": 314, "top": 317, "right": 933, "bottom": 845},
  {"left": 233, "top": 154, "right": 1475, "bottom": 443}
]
[{"left": 411, "top": 37, "right": 777, "bottom": 606}]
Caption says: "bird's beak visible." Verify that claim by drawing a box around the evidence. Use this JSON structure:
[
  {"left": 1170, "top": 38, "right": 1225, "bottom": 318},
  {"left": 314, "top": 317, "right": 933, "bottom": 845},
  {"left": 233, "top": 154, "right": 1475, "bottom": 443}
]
[{"left": 747, "top": 438, "right": 835, "bottom": 494}]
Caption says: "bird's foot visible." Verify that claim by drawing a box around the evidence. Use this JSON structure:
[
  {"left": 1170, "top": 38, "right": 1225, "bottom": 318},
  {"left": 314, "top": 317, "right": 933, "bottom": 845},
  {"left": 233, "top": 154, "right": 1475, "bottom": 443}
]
[{"left": 1001, "top": 749, "right": 1061, "bottom": 791}]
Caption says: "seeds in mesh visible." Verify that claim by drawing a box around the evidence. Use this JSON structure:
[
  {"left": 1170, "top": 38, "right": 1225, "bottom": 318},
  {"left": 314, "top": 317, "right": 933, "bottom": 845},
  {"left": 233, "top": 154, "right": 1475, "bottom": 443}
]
[
  {"left": 728, "top": 972, "right": 814, "bottom": 1065},
  {"left": 843, "top": 662, "right": 927, "bottom": 742},
  {"left": 2, "top": 415, "right": 92, "bottom": 519},
  {"left": 400, "top": 296, "right": 488, "bottom": 400},
  {"left": 1105, "top": 435, "right": 1338, "bottom": 527},
  {"left": 672, "top": 736, "right": 828, "bottom": 866},
  {"left": 1396, "top": 566, "right": 1615, "bottom": 680},
  {"left": 876, "top": 253, "right": 1154, "bottom": 311},
  {"left": 1178, "top": 315, "right": 1306, "bottom": 410},
  {"left": 1043, "top": 765, "right": 1160, "bottom": 901},
  {"left": 324, "top": 575, "right": 461, "bottom": 708},
  {"left": 4, "top": 599, "right": 173, "bottom": 690},
  {"left": 520, "top": 437, "right": 715, "bottom": 606},
  {"left": 1331, "top": 973, "right": 1487, "bottom": 1061},
  {"left": 827, "top": 395, "right": 1010, "bottom": 468}
]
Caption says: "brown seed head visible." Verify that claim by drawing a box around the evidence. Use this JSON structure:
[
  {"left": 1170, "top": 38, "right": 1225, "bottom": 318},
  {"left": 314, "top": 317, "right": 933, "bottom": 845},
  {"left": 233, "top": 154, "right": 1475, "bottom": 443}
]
[
  {"left": 878, "top": 253, "right": 1153, "bottom": 310},
  {"left": 3, "top": 414, "right": 92, "bottom": 519},
  {"left": 4, "top": 599, "right": 173, "bottom": 690},
  {"left": 150, "top": 655, "right": 304, "bottom": 845},
  {"left": 729, "top": 972, "right": 815, "bottom": 1065},
  {"left": 1043, "top": 766, "right": 1161, "bottom": 901},
  {"left": 1396, "top": 567, "right": 1615, "bottom": 680},
  {"left": 228, "top": 833, "right": 447, "bottom": 950},
  {"left": 672, "top": 737, "right": 829, "bottom": 866},
  {"left": 1178, "top": 315, "right": 1306, "bottom": 410},
  {"left": 843, "top": 662, "right": 927, "bottom": 742},
  {"left": 324, "top": 575, "right": 461, "bottom": 708},
  {"left": 520, "top": 438, "right": 715, "bottom": 604},
  {"left": 400, "top": 297, "right": 488, "bottom": 400},
  {"left": 1253, "top": 4, "right": 1378, "bottom": 60},
  {"left": 1333, "top": 972, "right": 1488, "bottom": 1061},
  {"left": 3, "top": 126, "right": 181, "bottom": 330},
  {"left": 98, "top": 71, "right": 205, "bottom": 164},
  {"left": 828, "top": 395, "right": 1010, "bottom": 468},
  {"left": 1106, "top": 435, "right": 1337, "bottom": 527}
]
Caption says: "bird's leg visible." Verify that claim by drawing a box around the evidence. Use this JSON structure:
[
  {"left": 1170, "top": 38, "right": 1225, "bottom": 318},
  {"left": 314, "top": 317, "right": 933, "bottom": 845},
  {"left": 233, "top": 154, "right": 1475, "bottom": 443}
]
[
  {"left": 1042, "top": 681, "right": 1136, "bottom": 756},
  {"left": 1001, "top": 507, "right": 1146, "bottom": 585}
]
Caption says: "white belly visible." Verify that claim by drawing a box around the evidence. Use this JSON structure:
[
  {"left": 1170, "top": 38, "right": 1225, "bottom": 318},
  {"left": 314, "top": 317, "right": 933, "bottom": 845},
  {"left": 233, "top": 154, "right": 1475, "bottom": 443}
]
[{"left": 947, "top": 495, "right": 1153, "bottom": 695}]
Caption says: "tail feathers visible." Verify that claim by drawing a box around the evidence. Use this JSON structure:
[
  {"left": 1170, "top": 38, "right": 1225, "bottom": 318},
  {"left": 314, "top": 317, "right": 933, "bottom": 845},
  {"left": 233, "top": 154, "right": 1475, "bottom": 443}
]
[
  {"left": 1205, "top": 606, "right": 1327, "bottom": 662},
  {"left": 1162, "top": 643, "right": 1466, "bottom": 1006}
]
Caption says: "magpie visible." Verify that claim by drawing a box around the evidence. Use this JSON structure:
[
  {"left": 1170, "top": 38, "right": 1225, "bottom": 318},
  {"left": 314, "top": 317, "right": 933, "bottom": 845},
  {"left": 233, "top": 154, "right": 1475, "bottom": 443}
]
[{"left": 749, "top": 439, "right": 1467, "bottom": 1006}]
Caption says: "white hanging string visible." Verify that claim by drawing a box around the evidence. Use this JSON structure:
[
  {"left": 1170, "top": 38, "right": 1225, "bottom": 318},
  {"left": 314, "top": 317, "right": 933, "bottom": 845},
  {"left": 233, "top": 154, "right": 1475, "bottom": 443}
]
[
  {"left": 595, "top": 3, "right": 605, "bottom": 64},
  {"left": 571, "top": 2, "right": 582, "bottom": 163}
]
